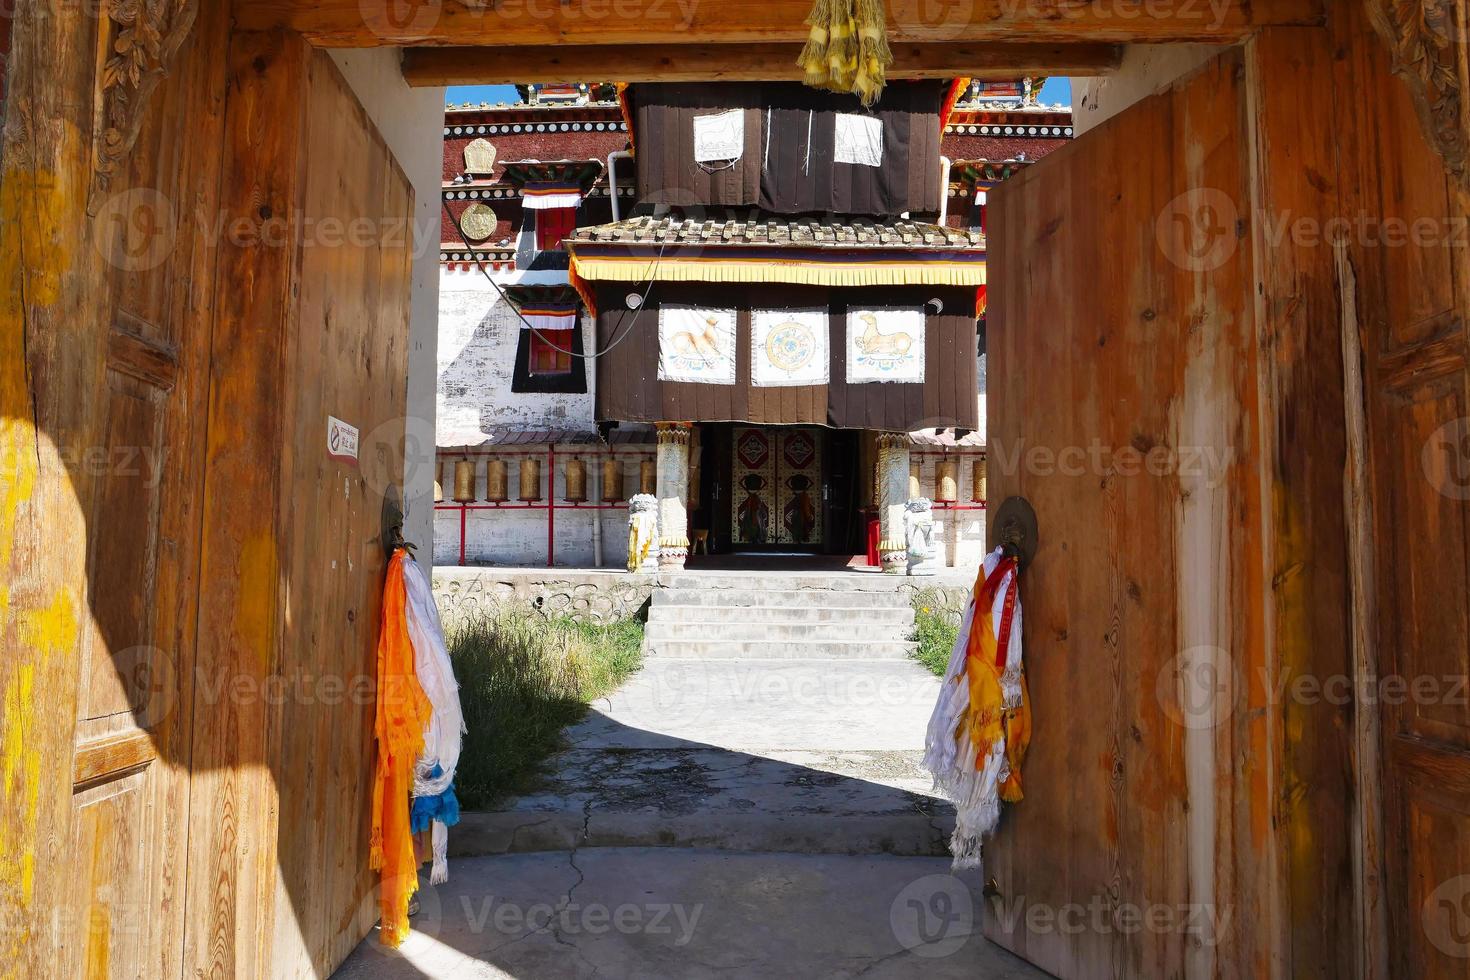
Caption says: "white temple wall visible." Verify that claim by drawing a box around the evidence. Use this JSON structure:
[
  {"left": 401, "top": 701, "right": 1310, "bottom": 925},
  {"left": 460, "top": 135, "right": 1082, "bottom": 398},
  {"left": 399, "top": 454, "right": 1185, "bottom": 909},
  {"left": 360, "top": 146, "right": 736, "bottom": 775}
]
[{"left": 437, "top": 267, "right": 597, "bottom": 445}]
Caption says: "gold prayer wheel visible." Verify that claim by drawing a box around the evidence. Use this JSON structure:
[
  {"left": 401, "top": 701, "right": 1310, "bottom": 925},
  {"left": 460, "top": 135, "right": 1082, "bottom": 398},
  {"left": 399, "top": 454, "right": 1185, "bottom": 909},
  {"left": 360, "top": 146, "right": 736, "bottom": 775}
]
[
  {"left": 519, "top": 458, "right": 542, "bottom": 501},
  {"left": 936, "top": 459, "right": 958, "bottom": 503},
  {"left": 602, "top": 458, "right": 624, "bottom": 502},
  {"left": 485, "top": 458, "right": 508, "bottom": 502},
  {"left": 972, "top": 457, "right": 988, "bottom": 503},
  {"left": 565, "top": 458, "right": 587, "bottom": 502},
  {"left": 433, "top": 460, "right": 444, "bottom": 503},
  {"left": 452, "top": 459, "right": 477, "bottom": 503},
  {"left": 909, "top": 460, "right": 922, "bottom": 500},
  {"left": 639, "top": 459, "right": 656, "bottom": 495}
]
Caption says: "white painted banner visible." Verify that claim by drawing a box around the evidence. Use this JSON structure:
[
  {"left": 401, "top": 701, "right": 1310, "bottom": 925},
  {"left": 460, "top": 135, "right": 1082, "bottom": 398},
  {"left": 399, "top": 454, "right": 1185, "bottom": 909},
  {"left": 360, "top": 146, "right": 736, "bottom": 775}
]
[
  {"left": 693, "top": 109, "right": 744, "bottom": 162},
  {"left": 846, "top": 307, "right": 925, "bottom": 383},
  {"left": 658, "top": 305, "right": 737, "bottom": 384},
  {"left": 752, "top": 309, "right": 829, "bottom": 387},
  {"left": 834, "top": 113, "right": 883, "bottom": 167}
]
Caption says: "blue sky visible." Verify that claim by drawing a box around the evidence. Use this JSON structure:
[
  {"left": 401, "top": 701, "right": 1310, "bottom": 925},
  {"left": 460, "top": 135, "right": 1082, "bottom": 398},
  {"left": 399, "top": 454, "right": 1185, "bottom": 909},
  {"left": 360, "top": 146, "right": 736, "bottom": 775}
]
[{"left": 445, "top": 78, "right": 1073, "bottom": 107}]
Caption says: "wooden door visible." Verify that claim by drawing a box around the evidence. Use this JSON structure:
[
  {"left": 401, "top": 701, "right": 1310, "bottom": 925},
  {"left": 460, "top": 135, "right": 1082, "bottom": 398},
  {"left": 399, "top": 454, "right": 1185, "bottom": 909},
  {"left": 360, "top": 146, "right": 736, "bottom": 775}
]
[
  {"left": 983, "top": 50, "right": 1262, "bottom": 978},
  {"left": 57, "top": 6, "right": 234, "bottom": 978},
  {"left": 731, "top": 426, "right": 823, "bottom": 548},
  {"left": 1335, "top": 13, "right": 1470, "bottom": 977}
]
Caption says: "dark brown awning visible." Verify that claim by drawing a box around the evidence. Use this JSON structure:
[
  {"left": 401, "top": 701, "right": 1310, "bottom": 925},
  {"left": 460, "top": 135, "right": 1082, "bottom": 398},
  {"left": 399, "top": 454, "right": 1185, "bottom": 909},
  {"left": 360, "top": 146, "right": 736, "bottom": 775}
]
[{"left": 591, "top": 281, "right": 979, "bottom": 432}]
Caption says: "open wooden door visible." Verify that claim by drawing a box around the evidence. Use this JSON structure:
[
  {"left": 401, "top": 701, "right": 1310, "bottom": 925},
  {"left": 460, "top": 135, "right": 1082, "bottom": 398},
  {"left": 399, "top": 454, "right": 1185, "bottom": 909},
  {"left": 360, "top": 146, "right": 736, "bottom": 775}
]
[
  {"left": 982, "top": 50, "right": 1263, "bottom": 978},
  {"left": 4, "top": 11, "right": 413, "bottom": 975}
]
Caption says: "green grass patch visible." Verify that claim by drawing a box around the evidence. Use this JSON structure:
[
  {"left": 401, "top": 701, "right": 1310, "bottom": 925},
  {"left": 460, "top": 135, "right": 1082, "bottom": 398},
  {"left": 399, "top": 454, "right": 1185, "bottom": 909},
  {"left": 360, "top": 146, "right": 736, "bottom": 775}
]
[
  {"left": 910, "top": 590, "right": 960, "bottom": 677},
  {"left": 449, "top": 614, "right": 645, "bottom": 809}
]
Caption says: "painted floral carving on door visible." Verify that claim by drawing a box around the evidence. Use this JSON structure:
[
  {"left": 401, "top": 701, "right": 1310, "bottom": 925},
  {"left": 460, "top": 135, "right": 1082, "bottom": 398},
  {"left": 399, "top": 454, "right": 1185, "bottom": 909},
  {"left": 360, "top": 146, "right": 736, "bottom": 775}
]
[{"left": 731, "top": 427, "right": 823, "bottom": 546}]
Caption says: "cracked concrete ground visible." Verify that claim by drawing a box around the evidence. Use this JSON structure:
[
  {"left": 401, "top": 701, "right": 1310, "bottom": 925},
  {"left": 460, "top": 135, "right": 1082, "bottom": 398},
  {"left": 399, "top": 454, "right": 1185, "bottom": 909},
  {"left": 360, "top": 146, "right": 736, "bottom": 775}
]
[
  {"left": 332, "top": 849, "right": 1046, "bottom": 979},
  {"left": 336, "top": 655, "right": 1046, "bottom": 977}
]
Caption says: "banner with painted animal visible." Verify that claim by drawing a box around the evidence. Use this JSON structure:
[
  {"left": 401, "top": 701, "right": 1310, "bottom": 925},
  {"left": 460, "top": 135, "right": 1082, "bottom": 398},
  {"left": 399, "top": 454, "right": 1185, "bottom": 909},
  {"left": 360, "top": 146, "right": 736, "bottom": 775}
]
[
  {"left": 846, "top": 307, "right": 925, "bottom": 383},
  {"left": 658, "top": 305, "right": 737, "bottom": 384}
]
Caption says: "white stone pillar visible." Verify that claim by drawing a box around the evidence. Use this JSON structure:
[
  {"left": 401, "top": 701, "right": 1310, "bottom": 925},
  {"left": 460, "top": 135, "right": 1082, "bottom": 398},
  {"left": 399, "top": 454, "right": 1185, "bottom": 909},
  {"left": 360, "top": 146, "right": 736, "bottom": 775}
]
[
  {"left": 655, "top": 422, "right": 692, "bottom": 569},
  {"left": 876, "top": 433, "right": 911, "bottom": 574}
]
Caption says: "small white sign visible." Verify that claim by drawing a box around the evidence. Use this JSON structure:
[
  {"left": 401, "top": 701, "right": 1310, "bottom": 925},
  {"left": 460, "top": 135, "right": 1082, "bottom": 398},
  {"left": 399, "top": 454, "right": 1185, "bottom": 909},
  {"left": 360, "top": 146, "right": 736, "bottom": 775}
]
[
  {"left": 834, "top": 113, "right": 883, "bottom": 167},
  {"left": 327, "top": 416, "right": 359, "bottom": 464},
  {"left": 693, "top": 109, "right": 745, "bottom": 163}
]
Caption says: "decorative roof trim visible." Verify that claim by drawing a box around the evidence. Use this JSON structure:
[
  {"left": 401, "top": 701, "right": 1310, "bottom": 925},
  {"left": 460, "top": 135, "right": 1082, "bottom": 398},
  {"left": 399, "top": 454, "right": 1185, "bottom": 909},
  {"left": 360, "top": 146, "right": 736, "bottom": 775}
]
[{"left": 569, "top": 252, "right": 986, "bottom": 289}]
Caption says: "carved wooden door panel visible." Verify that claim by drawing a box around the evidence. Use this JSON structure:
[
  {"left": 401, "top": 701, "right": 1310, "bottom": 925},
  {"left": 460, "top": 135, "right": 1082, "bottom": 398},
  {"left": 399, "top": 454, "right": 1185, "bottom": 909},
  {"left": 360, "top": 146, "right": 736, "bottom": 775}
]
[
  {"left": 983, "top": 52, "right": 1255, "bottom": 978},
  {"left": 61, "top": 5, "right": 232, "bottom": 977},
  {"left": 1341, "top": 19, "right": 1470, "bottom": 977}
]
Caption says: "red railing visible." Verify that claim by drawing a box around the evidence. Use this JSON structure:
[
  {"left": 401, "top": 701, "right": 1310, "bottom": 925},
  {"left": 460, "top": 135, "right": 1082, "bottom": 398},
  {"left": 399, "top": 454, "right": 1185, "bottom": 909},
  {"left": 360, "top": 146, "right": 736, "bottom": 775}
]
[{"left": 435, "top": 445, "right": 656, "bottom": 567}]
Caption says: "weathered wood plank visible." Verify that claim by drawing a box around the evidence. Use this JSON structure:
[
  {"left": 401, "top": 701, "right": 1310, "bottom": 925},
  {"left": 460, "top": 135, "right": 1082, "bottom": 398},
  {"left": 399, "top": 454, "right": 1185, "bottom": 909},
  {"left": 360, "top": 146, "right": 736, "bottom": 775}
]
[
  {"left": 184, "top": 27, "right": 313, "bottom": 980},
  {"left": 265, "top": 48, "right": 412, "bottom": 978},
  {"left": 984, "top": 47, "right": 1262, "bottom": 979},
  {"left": 1240, "top": 24, "right": 1358, "bottom": 979},
  {"left": 401, "top": 41, "right": 1124, "bottom": 85},
  {"left": 238, "top": 0, "right": 1322, "bottom": 47}
]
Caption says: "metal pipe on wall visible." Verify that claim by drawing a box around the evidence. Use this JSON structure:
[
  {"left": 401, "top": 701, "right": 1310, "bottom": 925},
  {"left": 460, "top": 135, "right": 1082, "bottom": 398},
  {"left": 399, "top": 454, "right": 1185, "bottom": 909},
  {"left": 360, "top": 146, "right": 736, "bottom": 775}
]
[{"left": 590, "top": 456, "right": 604, "bottom": 568}]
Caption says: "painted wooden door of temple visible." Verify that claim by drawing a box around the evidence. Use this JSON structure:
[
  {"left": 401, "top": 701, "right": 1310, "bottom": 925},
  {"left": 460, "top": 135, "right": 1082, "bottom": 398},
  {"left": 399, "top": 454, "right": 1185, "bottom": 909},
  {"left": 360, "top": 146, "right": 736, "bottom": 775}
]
[
  {"left": 731, "top": 426, "right": 823, "bottom": 548},
  {"left": 982, "top": 50, "right": 1259, "bottom": 979}
]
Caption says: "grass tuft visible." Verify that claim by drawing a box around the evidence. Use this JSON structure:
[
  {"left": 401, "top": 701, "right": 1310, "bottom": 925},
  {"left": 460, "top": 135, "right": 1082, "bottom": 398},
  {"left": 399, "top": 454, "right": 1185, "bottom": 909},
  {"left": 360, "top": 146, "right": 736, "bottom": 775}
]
[
  {"left": 449, "top": 614, "right": 644, "bottom": 809},
  {"left": 910, "top": 588, "right": 961, "bottom": 677}
]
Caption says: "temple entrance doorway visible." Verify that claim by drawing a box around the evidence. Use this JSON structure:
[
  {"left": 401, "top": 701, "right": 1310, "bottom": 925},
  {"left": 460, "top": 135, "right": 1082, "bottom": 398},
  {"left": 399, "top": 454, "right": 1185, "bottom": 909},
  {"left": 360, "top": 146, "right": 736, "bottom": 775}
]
[{"left": 696, "top": 423, "right": 863, "bottom": 558}]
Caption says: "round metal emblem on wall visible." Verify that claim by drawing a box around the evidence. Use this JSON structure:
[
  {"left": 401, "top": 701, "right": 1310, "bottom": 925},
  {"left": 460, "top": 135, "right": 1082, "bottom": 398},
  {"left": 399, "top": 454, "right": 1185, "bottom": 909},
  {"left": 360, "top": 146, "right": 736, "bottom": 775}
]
[{"left": 459, "top": 202, "right": 498, "bottom": 241}]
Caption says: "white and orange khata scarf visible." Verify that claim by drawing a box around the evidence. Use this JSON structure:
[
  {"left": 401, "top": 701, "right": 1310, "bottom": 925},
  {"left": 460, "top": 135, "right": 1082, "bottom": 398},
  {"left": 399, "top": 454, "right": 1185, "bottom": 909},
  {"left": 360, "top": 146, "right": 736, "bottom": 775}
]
[{"left": 923, "top": 546, "right": 1032, "bottom": 870}]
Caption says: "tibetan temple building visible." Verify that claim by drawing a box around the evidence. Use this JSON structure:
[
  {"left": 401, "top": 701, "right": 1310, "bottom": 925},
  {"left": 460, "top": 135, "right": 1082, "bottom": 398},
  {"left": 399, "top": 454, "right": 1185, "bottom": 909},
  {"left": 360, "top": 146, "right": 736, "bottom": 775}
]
[{"left": 435, "top": 80, "right": 1073, "bottom": 569}]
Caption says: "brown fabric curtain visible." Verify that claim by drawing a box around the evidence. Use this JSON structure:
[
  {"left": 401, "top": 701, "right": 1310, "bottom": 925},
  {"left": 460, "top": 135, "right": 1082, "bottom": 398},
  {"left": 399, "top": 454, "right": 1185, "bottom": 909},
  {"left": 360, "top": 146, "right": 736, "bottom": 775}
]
[
  {"left": 593, "top": 282, "right": 978, "bottom": 431},
  {"left": 758, "top": 81, "right": 944, "bottom": 217},
  {"left": 630, "top": 85, "right": 762, "bottom": 208},
  {"left": 627, "top": 81, "right": 945, "bottom": 218}
]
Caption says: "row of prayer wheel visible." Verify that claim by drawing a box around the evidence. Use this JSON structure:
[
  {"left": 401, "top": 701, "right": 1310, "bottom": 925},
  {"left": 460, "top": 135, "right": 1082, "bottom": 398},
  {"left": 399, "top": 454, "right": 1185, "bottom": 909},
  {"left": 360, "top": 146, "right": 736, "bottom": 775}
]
[
  {"left": 445, "top": 457, "right": 655, "bottom": 503},
  {"left": 908, "top": 457, "right": 987, "bottom": 503}
]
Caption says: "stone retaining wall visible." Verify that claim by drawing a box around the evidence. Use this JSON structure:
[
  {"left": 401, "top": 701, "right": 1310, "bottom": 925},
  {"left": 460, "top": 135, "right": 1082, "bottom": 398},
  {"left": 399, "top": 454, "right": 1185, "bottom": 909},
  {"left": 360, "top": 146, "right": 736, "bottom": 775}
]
[{"left": 433, "top": 567, "right": 656, "bottom": 625}]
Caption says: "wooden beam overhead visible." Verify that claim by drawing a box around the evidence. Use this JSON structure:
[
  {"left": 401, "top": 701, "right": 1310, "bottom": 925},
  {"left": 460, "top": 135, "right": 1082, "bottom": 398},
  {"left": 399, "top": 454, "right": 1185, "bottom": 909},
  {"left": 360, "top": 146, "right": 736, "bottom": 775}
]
[
  {"left": 402, "top": 41, "right": 1124, "bottom": 86},
  {"left": 237, "top": 0, "right": 1322, "bottom": 48}
]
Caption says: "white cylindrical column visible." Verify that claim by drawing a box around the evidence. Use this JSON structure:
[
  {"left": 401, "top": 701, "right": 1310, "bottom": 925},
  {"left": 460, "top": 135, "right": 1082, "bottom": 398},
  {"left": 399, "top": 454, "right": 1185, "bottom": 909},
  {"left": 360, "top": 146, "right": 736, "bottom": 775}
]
[
  {"left": 655, "top": 422, "right": 692, "bottom": 569},
  {"left": 876, "top": 433, "right": 911, "bottom": 574}
]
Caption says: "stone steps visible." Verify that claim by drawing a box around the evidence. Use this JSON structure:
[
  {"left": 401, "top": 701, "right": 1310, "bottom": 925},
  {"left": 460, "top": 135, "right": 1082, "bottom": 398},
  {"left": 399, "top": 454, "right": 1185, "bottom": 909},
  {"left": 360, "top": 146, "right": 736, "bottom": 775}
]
[
  {"left": 655, "top": 587, "right": 913, "bottom": 609},
  {"left": 644, "top": 577, "right": 919, "bottom": 660},
  {"left": 645, "top": 621, "right": 914, "bottom": 644},
  {"left": 646, "top": 603, "right": 914, "bottom": 626},
  {"left": 657, "top": 572, "right": 921, "bottom": 593},
  {"left": 646, "top": 640, "right": 918, "bottom": 660}
]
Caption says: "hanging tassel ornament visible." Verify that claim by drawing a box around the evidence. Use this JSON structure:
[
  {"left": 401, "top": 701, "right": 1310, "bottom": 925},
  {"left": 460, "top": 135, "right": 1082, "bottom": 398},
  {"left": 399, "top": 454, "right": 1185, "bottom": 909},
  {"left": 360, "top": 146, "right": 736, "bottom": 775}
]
[{"left": 797, "top": 0, "right": 891, "bottom": 106}]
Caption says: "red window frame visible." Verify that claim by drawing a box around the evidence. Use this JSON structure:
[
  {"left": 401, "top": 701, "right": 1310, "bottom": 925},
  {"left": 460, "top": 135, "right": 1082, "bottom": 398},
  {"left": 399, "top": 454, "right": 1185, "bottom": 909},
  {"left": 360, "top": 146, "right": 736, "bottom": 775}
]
[
  {"left": 534, "top": 207, "right": 578, "bottom": 251},
  {"left": 528, "top": 328, "right": 574, "bottom": 376}
]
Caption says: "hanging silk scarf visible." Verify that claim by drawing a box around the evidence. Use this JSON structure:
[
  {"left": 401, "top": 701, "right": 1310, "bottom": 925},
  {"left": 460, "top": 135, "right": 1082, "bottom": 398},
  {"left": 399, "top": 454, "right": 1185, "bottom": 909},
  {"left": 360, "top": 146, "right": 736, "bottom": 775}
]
[
  {"left": 922, "top": 546, "right": 1031, "bottom": 870},
  {"left": 402, "top": 554, "right": 465, "bottom": 886},
  {"left": 371, "top": 549, "right": 433, "bottom": 946}
]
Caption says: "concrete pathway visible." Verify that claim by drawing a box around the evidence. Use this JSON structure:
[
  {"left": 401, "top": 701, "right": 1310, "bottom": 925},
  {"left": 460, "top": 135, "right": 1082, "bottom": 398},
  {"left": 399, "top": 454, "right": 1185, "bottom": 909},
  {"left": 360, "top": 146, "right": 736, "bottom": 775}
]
[
  {"left": 337, "top": 576, "right": 1047, "bottom": 978},
  {"left": 334, "top": 849, "right": 1044, "bottom": 979}
]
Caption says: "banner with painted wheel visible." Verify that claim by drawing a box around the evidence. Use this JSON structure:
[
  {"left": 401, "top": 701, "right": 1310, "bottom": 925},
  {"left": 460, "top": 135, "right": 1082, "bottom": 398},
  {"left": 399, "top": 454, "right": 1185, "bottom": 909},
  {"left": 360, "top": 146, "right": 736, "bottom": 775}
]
[{"left": 751, "top": 308, "right": 829, "bottom": 387}]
